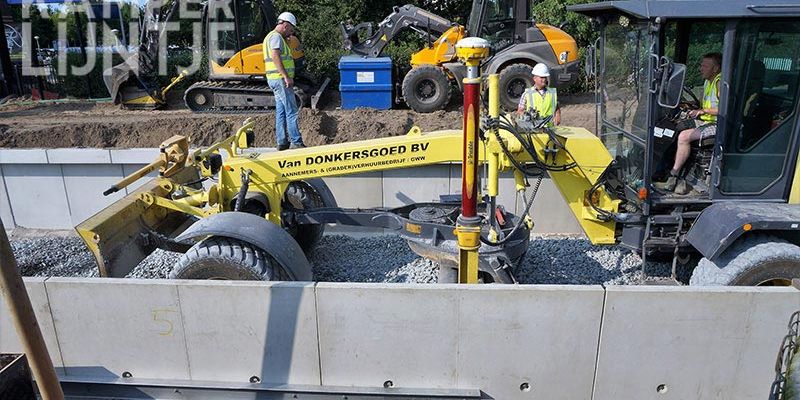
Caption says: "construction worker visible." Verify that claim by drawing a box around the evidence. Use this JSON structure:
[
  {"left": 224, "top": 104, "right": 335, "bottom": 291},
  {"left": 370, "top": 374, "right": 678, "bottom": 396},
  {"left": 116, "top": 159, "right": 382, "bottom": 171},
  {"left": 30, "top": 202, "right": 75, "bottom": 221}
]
[
  {"left": 264, "top": 11, "right": 305, "bottom": 150},
  {"left": 517, "top": 63, "right": 561, "bottom": 127},
  {"left": 656, "top": 52, "right": 722, "bottom": 194}
]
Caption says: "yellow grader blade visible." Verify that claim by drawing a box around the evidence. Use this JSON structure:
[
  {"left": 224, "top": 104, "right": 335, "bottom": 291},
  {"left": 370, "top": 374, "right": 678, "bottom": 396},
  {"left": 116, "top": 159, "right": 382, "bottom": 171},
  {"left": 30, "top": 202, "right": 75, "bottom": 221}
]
[{"left": 75, "top": 178, "right": 195, "bottom": 278}]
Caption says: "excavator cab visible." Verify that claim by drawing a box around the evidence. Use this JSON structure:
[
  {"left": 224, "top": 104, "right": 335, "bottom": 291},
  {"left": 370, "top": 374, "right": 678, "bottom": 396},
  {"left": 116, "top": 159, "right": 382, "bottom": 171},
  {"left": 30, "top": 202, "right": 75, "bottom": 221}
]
[
  {"left": 572, "top": 0, "right": 800, "bottom": 285},
  {"left": 206, "top": 0, "right": 276, "bottom": 78}
]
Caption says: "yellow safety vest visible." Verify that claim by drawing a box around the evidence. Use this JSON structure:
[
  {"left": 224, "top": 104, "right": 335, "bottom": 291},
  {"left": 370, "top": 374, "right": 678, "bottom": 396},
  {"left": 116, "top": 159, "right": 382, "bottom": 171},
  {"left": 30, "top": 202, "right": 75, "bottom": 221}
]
[
  {"left": 263, "top": 30, "right": 295, "bottom": 80},
  {"left": 700, "top": 73, "right": 721, "bottom": 122},
  {"left": 525, "top": 87, "right": 558, "bottom": 127}
]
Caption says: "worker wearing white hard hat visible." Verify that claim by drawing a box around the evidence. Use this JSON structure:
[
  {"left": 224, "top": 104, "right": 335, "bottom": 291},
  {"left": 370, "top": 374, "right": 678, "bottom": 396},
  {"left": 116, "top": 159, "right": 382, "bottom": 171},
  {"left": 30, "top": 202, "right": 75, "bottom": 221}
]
[
  {"left": 263, "top": 11, "right": 305, "bottom": 150},
  {"left": 517, "top": 63, "right": 561, "bottom": 127}
]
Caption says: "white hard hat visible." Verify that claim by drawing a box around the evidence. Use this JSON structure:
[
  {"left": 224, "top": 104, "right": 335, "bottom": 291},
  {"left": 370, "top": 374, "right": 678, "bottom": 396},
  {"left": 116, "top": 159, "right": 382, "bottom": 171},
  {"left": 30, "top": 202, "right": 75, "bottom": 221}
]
[
  {"left": 278, "top": 12, "right": 297, "bottom": 27},
  {"left": 532, "top": 63, "right": 550, "bottom": 77}
]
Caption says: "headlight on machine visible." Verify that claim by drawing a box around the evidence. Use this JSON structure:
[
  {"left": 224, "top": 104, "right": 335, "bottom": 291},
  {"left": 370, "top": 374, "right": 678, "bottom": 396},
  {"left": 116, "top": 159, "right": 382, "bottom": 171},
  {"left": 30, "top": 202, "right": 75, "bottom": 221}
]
[{"left": 559, "top": 51, "right": 569, "bottom": 63}]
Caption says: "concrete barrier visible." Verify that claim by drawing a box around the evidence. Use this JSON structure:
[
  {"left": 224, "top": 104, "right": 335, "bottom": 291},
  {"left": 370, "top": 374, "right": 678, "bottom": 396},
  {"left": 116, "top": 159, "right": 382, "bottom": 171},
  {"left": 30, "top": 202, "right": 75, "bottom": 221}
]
[
  {"left": 0, "top": 278, "right": 796, "bottom": 399},
  {"left": 0, "top": 147, "right": 582, "bottom": 234}
]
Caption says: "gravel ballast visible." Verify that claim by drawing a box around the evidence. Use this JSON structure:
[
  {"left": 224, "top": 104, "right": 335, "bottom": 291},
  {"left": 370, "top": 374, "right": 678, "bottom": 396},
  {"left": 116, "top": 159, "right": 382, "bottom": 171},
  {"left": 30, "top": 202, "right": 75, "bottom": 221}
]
[{"left": 10, "top": 233, "right": 683, "bottom": 284}]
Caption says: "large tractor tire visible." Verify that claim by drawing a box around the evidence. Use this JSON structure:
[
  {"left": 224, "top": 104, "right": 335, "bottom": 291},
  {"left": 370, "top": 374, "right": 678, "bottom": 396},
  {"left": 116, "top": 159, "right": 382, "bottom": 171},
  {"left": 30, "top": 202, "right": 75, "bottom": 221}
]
[
  {"left": 402, "top": 66, "right": 452, "bottom": 113},
  {"left": 170, "top": 236, "right": 288, "bottom": 280},
  {"left": 282, "top": 179, "right": 337, "bottom": 253},
  {"left": 498, "top": 63, "right": 534, "bottom": 112},
  {"left": 689, "top": 235, "right": 800, "bottom": 286}
]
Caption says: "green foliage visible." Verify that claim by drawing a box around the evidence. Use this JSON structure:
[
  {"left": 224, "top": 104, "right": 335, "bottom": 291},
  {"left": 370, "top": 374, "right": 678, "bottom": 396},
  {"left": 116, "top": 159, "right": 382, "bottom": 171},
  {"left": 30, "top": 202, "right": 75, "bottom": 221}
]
[
  {"left": 533, "top": 0, "right": 598, "bottom": 93},
  {"left": 52, "top": 52, "right": 122, "bottom": 98},
  {"left": 533, "top": 0, "right": 597, "bottom": 48}
]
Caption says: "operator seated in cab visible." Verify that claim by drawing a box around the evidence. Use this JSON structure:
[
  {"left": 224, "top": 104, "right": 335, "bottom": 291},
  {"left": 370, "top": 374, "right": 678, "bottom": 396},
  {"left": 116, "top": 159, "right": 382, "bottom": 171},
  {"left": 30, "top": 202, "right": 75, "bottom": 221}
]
[
  {"left": 516, "top": 63, "right": 561, "bottom": 127},
  {"left": 655, "top": 52, "right": 722, "bottom": 195}
]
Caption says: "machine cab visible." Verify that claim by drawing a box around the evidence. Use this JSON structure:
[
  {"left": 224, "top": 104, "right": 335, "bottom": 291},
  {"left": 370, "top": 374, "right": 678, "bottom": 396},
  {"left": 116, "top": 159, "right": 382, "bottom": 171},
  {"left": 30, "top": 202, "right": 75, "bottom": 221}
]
[
  {"left": 206, "top": 0, "right": 277, "bottom": 78},
  {"left": 574, "top": 1, "right": 800, "bottom": 213}
]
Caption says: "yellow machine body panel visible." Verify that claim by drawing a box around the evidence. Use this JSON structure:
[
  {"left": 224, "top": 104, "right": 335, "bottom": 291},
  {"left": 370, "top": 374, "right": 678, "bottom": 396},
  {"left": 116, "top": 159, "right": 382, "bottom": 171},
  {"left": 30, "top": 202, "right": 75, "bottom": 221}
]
[
  {"left": 239, "top": 43, "right": 267, "bottom": 75},
  {"left": 789, "top": 161, "right": 800, "bottom": 204},
  {"left": 542, "top": 127, "right": 619, "bottom": 244},
  {"left": 212, "top": 40, "right": 305, "bottom": 77},
  {"left": 410, "top": 26, "right": 466, "bottom": 67},
  {"left": 536, "top": 24, "right": 579, "bottom": 64}
]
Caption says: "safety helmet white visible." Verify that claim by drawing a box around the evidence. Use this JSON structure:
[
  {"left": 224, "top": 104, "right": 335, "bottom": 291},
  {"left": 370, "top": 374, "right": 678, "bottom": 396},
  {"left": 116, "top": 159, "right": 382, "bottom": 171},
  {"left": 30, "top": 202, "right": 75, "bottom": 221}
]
[
  {"left": 532, "top": 63, "right": 550, "bottom": 77},
  {"left": 278, "top": 12, "right": 297, "bottom": 27}
]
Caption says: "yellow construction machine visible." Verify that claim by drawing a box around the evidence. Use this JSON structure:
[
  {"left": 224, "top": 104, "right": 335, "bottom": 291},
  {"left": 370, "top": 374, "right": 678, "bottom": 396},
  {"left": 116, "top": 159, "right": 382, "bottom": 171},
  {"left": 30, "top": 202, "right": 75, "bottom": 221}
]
[
  {"left": 341, "top": 0, "right": 580, "bottom": 112},
  {"left": 78, "top": 72, "right": 613, "bottom": 284},
  {"left": 106, "top": 0, "right": 328, "bottom": 111},
  {"left": 81, "top": 0, "right": 800, "bottom": 286}
]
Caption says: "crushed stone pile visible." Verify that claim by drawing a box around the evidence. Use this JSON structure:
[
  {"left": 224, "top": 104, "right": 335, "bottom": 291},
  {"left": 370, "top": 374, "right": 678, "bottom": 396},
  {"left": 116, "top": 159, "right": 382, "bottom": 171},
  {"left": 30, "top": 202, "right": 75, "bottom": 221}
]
[{"left": 11, "top": 234, "right": 683, "bottom": 285}]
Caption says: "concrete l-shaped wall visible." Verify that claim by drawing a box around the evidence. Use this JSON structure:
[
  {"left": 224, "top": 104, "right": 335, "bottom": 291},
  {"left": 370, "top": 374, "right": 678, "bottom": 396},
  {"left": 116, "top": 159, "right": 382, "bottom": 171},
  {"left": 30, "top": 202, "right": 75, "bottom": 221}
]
[
  {"left": 0, "top": 278, "right": 797, "bottom": 399},
  {"left": 0, "top": 147, "right": 582, "bottom": 234}
]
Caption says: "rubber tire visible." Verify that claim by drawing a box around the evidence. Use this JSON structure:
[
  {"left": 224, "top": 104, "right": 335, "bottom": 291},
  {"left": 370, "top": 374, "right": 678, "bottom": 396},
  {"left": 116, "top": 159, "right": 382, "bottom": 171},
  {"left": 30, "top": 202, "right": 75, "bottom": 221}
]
[
  {"left": 282, "top": 180, "right": 328, "bottom": 253},
  {"left": 170, "top": 236, "right": 281, "bottom": 280},
  {"left": 498, "top": 63, "right": 534, "bottom": 112},
  {"left": 689, "top": 235, "right": 800, "bottom": 286},
  {"left": 185, "top": 88, "right": 214, "bottom": 112},
  {"left": 402, "top": 66, "right": 452, "bottom": 113}
]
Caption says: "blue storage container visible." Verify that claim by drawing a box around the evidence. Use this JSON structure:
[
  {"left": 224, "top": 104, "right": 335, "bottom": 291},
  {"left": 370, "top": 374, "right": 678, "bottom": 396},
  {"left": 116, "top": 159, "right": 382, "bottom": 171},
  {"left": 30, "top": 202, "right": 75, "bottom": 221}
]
[{"left": 338, "top": 56, "right": 393, "bottom": 110}]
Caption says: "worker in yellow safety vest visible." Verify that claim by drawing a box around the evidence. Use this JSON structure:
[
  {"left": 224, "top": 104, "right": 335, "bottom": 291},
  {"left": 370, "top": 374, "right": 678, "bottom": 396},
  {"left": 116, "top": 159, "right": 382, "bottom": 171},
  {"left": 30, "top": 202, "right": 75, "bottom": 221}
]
[
  {"left": 517, "top": 63, "right": 561, "bottom": 127},
  {"left": 655, "top": 52, "right": 722, "bottom": 195},
  {"left": 263, "top": 11, "right": 305, "bottom": 150}
]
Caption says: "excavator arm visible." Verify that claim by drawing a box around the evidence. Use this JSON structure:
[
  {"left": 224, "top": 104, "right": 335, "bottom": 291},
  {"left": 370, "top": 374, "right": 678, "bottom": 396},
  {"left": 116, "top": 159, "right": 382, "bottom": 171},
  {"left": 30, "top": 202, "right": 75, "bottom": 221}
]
[{"left": 341, "top": 4, "right": 455, "bottom": 58}]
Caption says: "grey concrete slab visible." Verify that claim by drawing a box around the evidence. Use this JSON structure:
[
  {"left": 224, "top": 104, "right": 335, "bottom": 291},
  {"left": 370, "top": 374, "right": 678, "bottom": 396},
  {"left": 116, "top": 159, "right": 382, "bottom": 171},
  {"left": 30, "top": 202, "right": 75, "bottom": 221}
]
[
  {"left": 323, "top": 172, "right": 382, "bottom": 208},
  {"left": 316, "top": 283, "right": 460, "bottom": 389},
  {"left": 383, "top": 165, "right": 450, "bottom": 207},
  {"left": 176, "top": 281, "right": 320, "bottom": 384},
  {"left": 449, "top": 164, "right": 518, "bottom": 216},
  {"left": 2, "top": 164, "right": 72, "bottom": 229},
  {"left": 528, "top": 174, "right": 582, "bottom": 235},
  {"left": 109, "top": 149, "right": 158, "bottom": 164},
  {"left": 457, "top": 285, "right": 604, "bottom": 399},
  {"left": 0, "top": 278, "right": 63, "bottom": 367},
  {"left": 0, "top": 149, "right": 49, "bottom": 164},
  {"left": 0, "top": 166, "right": 15, "bottom": 228},
  {"left": 63, "top": 164, "right": 127, "bottom": 225},
  {"left": 122, "top": 164, "right": 158, "bottom": 194},
  {"left": 47, "top": 149, "right": 111, "bottom": 164},
  {"left": 594, "top": 286, "right": 800, "bottom": 400},
  {"left": 44, "top": 278, "right": 190, "bottom": 380}
]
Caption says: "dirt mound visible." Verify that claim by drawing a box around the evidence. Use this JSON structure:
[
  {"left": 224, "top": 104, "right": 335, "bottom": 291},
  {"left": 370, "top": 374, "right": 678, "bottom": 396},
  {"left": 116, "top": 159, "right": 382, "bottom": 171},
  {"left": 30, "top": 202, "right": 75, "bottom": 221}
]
[{"left": 0, "top": 95, "right": 595, "bottom": 149}]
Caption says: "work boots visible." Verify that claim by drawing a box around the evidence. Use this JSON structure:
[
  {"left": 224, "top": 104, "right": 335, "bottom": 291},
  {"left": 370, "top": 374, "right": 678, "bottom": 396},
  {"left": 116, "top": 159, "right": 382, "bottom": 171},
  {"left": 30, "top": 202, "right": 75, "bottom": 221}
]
[{"left": 654, "top": 175, "right": 691, "bottom": 195}]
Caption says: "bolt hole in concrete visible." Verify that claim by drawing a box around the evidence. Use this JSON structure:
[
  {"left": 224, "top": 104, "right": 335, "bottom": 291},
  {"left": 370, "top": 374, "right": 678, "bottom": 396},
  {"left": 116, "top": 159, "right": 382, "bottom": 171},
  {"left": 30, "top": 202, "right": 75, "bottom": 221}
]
[
  {"left": 122, "top": 371, "right": 132, "bottom": 379},
  {"left": 250, "top": 375, "right": 261, "bottom": 383},
  {"left": 656, "top": 383, "right": 668, "bottom": 394},
  {"left": 519, "top": 382, "right": 531, "bottom": 392},
  {"left": 383, "top": 380, "right": 394, "bottom": 388}
]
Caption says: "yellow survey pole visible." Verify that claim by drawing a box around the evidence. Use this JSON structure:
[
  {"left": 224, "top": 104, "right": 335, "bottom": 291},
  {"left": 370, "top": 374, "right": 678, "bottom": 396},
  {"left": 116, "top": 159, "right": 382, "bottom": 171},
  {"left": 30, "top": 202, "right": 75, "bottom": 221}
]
[
  {"left": 0, "top": 219, "right": 64, "bottom": 400},
  {"left": 454, "top": 38, "right": 490, "bottom": 284}
]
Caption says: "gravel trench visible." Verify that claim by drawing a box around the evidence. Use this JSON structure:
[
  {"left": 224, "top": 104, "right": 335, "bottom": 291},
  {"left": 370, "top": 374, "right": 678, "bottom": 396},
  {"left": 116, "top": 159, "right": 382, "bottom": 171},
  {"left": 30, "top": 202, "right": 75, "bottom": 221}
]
[{"left": 10, "top": 234, "right": 685, "bottom": 285}]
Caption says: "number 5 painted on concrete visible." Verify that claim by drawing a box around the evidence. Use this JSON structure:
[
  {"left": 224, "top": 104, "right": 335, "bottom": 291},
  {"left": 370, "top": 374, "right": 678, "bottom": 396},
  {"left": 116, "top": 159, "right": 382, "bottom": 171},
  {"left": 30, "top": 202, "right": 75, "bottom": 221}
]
[{"left": 151, "top": 309, "right": 177, "bottom": 336}]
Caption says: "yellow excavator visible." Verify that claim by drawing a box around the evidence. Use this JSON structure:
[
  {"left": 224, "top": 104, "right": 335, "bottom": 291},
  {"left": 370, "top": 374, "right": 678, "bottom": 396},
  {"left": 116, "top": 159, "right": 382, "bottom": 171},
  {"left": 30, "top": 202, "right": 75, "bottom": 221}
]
[
  {"left": 341, "top": 0, "right": 580, "bottom": 112},
  {"left": 105, "top": 0, "right": 328, "bottom": 111}
]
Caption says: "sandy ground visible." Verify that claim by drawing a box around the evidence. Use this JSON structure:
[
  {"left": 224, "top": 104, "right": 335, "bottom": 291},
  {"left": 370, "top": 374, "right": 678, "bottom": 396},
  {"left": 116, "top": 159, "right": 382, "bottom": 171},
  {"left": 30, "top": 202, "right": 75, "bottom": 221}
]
[{"left": 0, "top": 91, "right": 596, "bottom": 149}]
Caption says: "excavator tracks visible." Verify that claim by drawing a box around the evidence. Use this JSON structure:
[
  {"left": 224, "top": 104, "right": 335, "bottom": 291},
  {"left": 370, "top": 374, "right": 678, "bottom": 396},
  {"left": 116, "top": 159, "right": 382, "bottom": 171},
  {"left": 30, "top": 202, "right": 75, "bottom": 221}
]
[{"left": 183, "top": 81, "right": 312, "bottom": 113}]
